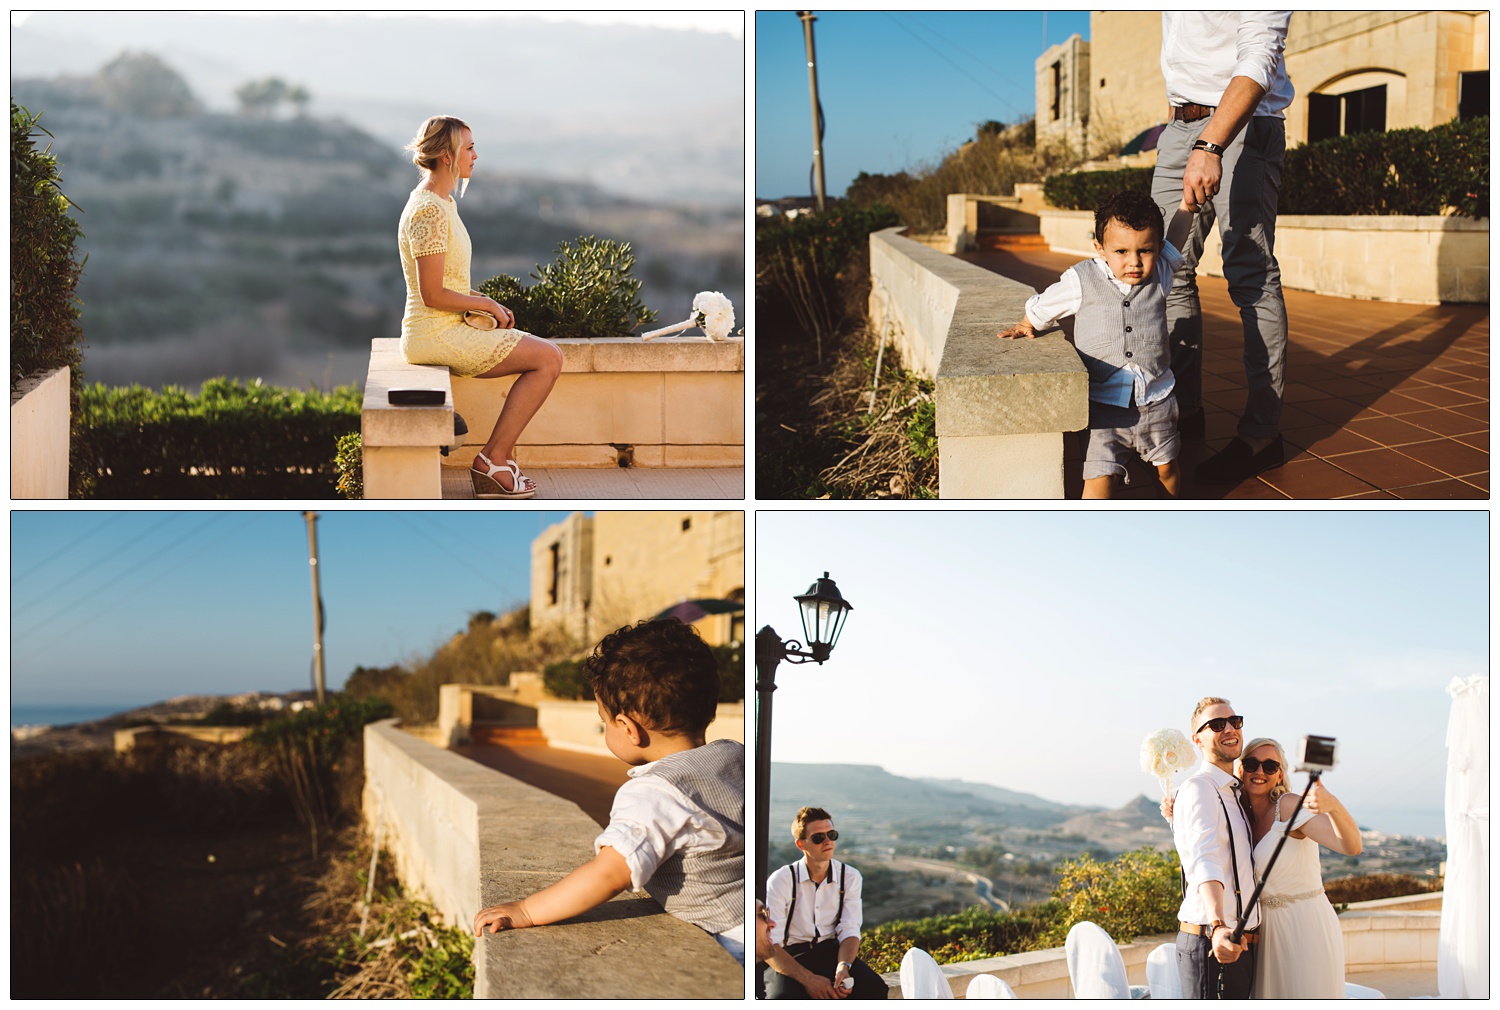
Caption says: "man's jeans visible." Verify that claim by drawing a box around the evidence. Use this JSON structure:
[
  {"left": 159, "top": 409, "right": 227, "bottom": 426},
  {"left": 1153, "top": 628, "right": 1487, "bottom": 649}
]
[
  {"left": 1152, "top": 116, "right": 1289, "bottom": 439},
  {"left": 1176, "top": 928, "right": 1257, "bottom": 999}
]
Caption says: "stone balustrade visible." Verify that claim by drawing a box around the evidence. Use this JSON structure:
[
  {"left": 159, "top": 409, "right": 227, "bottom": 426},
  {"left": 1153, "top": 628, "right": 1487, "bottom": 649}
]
[
  {"left": 868, "top": 226, "right": 1088, "bottom": 498},
  {"left": 363, "top": 718, "right": 741, "bottom": 998}
]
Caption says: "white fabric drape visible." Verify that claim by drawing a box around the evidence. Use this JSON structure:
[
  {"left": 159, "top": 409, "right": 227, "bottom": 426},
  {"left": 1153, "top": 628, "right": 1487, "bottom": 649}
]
[
  {"left": 1437, "top": 675, "right": 1488, "bottom": 999},
  {"left": 899, "top": 947, "right": 954, "bottom": 999}
]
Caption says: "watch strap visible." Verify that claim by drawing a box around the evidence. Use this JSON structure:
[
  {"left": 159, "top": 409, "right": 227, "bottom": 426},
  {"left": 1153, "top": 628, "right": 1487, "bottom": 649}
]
[{"left": 1192, "top": 139, "right": 1227, "bottom": 156}]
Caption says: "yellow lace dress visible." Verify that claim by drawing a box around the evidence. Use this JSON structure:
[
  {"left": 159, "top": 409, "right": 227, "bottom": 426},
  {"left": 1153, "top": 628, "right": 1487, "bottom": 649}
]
[{"left": 397, "top": 189, "right": 524, "bottom": 376}]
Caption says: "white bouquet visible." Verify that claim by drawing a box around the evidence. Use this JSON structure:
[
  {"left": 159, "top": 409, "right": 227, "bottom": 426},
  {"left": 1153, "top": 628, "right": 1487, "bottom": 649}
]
[
  {"left": 642, "top": 291, "right": 737, "bottom": 341},
  {"left": 1140, "top": 728, "right": 1196, "bottom": 796}
]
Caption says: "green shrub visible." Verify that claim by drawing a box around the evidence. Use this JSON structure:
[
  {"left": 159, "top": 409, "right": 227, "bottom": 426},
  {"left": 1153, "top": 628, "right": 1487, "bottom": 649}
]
[
  {"left": 543, "top": 658, "right": 593, "bottom": 701},
  {"left": 756, "top": 205, "right": 900, "bottom": 361},
  {"left": 11, "top": 102, "right": 86, "bottom": 388},
  {"left": 75, "top": 377, "right": 361, "bottom": 498},
  {"left": 335, "top": 431, "right": 363, "bottom": 499},
  {"left": 477, "top": 235, "right": 657, "bottom": 338},
  {"left": 711, "top": 642, "right": 745, "bottom": 704},
  {"left": 1038, "top": 846, "right": 1182, "bottom": 946},
  {"left": 1044, "top": 118, "right": 1488, "bottom": 219},
  {"left": 1323, "top": 872, "right": 1442, "bottom": 905},
  {"left": 1042, "top": 167, "right": 1155, "bottom": 212},
  {"left": 1280, "top": 116, "right": 1488, "bottom": 219},
  {"left": 865, "top": 902, "right": 1067, "bottom": 973}
]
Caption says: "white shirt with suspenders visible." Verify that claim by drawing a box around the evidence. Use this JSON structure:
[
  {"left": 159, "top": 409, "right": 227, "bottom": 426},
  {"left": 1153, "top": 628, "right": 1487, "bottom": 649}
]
[{"left": 765, "top": 856, "right": 863, "bottom": 949}]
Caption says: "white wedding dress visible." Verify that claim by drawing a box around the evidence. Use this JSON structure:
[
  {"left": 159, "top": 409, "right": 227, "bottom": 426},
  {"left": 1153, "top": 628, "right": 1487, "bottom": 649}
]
[{"left": 1253, "top": 803, "right": 1346, "bottom": 999}]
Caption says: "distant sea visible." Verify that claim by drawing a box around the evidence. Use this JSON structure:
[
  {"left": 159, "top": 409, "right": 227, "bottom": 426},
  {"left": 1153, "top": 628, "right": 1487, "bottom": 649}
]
[{"left": 11, "top": 703, "right": 134, "bottom": 730}]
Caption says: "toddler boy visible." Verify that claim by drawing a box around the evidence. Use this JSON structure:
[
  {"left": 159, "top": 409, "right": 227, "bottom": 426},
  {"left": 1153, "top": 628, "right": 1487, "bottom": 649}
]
[
  {"left": 473, "top": 619, "right": 746, "bottom": 964},
  {"left": 999, "top": 189, "right": 1195, "bottom": 498}
]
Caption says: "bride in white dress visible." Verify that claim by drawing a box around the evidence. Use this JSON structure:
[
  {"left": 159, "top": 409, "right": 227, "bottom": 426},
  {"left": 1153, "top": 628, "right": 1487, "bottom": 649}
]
[{"left": 1238, "top": 737, "right": 1363, "bottom": 999}]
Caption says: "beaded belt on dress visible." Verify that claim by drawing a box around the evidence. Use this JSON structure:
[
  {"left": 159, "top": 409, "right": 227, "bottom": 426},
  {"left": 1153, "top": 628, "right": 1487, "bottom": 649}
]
[{"left": 1260, "top": 888, "right": 1324, "bottom": 909}]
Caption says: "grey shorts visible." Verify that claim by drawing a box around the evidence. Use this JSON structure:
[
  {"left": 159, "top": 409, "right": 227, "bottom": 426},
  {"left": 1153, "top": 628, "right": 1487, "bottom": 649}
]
[{"left": 1083, "top": 394, "right": 1181, "bottom": 480}]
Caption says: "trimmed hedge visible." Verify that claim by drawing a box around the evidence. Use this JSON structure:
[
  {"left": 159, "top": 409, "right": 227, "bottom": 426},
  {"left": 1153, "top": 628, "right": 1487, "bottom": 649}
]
[
  {"left": 1044, "top": 117, "right": 1488, "bottom": 219},
  {"left": 75, "top": 378, "right": 360, "bottom": 498},
  {"left": 11, "top": 102, "right": 86, "bottom": 387},
  {"left": 543, "top": 641, "right": 745, "bottom": 704}
]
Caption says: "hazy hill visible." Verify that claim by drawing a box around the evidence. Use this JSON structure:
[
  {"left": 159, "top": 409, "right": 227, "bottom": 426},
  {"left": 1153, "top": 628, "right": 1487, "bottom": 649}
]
[{"left": 12, "top": 61, "right": 742, "bottom": 391}]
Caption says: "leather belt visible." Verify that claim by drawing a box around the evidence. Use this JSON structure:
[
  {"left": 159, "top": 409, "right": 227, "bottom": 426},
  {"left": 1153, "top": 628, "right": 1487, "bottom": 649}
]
[
  {"left": 1172, "top": 103, "right": 1216, "bottom": 123},
  {"left": 1179, "top": 921, "right": 1260, "bottom": 944}
]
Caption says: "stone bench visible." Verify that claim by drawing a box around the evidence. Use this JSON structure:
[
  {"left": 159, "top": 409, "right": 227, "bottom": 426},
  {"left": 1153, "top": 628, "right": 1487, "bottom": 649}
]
[{"left": 361, "top": 338, "right": 454, "bottom": 499}]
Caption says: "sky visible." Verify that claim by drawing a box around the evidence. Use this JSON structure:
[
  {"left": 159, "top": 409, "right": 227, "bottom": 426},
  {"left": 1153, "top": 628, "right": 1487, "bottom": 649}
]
[
  {"left": 755, "top": 10, "right": 1092, "bottom": 199},
  {"left": 755, "top": 511, "right": 1488, "bottom": 839},
  {"left": 10, "top": 510, "right": 579, "bottom": 711}
]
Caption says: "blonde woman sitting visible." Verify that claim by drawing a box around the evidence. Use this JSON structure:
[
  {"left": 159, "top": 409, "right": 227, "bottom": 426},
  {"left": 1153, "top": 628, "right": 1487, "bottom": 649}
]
[{"left": 397, "top": 115, "right": 563, "bottom": 499}]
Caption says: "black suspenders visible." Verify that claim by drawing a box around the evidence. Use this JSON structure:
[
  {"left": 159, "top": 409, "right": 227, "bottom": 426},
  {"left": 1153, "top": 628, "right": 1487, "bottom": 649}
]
[
  {"left": 782, "top": 861, "right": 846, "bottom": 947},
  {"left": 1215, "top": 790, "right": 1247, "bottom": 927}
]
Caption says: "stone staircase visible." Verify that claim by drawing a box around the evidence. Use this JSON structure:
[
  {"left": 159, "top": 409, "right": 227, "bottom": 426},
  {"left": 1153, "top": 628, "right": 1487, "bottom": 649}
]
[{"left": 470, "top": 724, "right": 547, "bottom": 747}]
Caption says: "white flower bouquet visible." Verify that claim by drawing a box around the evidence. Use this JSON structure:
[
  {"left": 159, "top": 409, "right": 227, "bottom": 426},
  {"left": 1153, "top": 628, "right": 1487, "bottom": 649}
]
[
  {"left": 1140, "top": 728, "right": 1196, "bottom": 796},
  {"left": 642, "top": 291, "right": 737, "bottom": 341}
]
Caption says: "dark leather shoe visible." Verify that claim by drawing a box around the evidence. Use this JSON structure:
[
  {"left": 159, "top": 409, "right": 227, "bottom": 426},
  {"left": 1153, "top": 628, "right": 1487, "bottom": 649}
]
[
  {"left": 1178, "top": 407, "right": 1205, "bottom": 441},
  {"left": 1195, "top": 434, "right": 1285, "bottom": 483}
]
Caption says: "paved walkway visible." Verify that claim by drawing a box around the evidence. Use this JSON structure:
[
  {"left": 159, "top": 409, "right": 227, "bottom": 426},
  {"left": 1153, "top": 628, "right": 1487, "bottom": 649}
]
[
  {"left": 454, "top": 740, "right": 628, "bottom": 827},
  {"left": 962, "top": 246, "right": 1489, "bottom": 499},
  {"left": 441, "top": 466, "right": 744, "bottom": 501}
]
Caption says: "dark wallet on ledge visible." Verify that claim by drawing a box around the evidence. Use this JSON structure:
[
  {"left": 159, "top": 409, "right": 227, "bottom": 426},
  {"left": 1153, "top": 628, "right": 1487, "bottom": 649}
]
[{"left": 387, "top": 388, "right": 446, "bottom": 406}]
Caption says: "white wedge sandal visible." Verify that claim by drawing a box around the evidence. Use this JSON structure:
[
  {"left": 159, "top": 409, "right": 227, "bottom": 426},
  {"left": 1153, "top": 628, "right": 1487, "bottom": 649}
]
[{"left": 471, "top": 451, "right": 537, "bottom": 500}]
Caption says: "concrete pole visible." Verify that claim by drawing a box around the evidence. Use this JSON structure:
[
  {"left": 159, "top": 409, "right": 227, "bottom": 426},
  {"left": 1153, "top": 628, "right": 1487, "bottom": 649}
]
[
  {"left": 797, "top": 11, "right": 827, "bottom": 212},
  {"left": 304, "top": 510, "right": 326, "bottom": 704}
]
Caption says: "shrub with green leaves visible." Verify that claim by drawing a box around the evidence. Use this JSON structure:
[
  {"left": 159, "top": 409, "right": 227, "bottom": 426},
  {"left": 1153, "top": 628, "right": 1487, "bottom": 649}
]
[
  {"left": 542, "top": 658, "right": 593, "bottom": 701},
  {"left": 477, "top": 235, "right": 657, "bottom": 339},
  {"left": 1037, "top": 846, "right": 1182, "bottom": 947},
  {"left": 335, "top": 431, "right": 363, "bottom": 500},
  {"left": 76, "top": 377, "right": 361, "bottom": 498},
  {"left": 11, "top": 102, "right": 86, "bottom": 388},
  {"left": 1042, "top": 167, "right": 1154, "bottom": 214}
]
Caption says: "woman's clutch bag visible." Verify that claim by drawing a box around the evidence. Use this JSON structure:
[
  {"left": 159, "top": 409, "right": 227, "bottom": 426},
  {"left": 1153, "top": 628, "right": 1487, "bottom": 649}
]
[{"left": 463, "top": 309, "right": 500, "bottom": 330}]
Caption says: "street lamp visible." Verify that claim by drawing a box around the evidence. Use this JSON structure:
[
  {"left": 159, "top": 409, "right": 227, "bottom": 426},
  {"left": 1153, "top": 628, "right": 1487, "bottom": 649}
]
[{"left": 754, "top": 572, "right": 853, "bottom": 904}]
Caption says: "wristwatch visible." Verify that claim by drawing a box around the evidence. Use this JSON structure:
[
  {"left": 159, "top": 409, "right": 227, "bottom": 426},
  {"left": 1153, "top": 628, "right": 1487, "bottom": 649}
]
[
  {"left": 1210, "top": 918, "right": 1227, "bottom": 935},
  {"left": 837, "top": 961, "right": 853, "bottom": 971},
  {"left": 1192, "top": 139, "right": 1227, "bottom": 157}
]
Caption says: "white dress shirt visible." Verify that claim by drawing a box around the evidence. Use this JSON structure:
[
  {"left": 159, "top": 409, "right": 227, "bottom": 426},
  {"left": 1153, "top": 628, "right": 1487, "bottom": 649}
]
[
  {"left": 1174, "top": 760, "right": 1261, "bottom": 931},
  {"left": 764, "top": 857, "right": 863, "bottom": 947},
  {"left": 1161, "top": 12, "right": 1294, "bottom": 119},
  {"left": 1023, "top": 242, "right": 1183, "bottom": 408}
]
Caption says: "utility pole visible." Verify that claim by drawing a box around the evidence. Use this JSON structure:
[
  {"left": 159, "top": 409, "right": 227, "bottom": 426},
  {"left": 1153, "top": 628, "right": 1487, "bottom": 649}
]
[
  {"left": 303, "top": 511, "right": 326, "bottom": 704},
  {"left": 797, "top": 11, "right": 827, "bottom": 212}
]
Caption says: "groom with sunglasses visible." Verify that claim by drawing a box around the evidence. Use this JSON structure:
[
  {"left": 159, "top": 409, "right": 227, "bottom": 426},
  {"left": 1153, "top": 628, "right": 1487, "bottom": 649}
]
[
  {"left": 763, "top": 806, "right": 888, "bottom": 999},
  {"left": 1173, "top": 697, "right": 1261, "bottom": 999}
]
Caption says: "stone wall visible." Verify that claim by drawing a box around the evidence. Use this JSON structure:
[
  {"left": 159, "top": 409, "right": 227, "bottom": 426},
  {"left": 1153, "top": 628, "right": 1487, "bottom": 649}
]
[
  {"left": 362, "top": 719, "right": 741, "bottom": 998},
  {"left": 1039, "top": 208, "right": 1489, "bottom": 305},
  {"left": 10, "top": 366, "right": 70, "bottom": 499},
  {"left": 868, "top": 227, "right": 1089, "bottom": 499}
]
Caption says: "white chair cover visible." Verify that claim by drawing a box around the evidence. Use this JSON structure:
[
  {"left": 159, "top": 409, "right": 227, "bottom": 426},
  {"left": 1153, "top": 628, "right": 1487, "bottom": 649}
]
[
  {"left": 1065, "top": 921, "right": 1131, "bottom": 999},
  {"left": 1438, "top": 675, "right": 1488, "bottom": 999},
  {"left": 1344, "top": 982, "right": 1386, "bottom": 999},
  {"left": 900, "top": 947, "right": 954, "bottom": 999},
  {"left": 1145, "top": 941, "right": 1181, "bottom": 999},
  {"left": 964, "top": 974, "right": 1018, "bottom": 999}
]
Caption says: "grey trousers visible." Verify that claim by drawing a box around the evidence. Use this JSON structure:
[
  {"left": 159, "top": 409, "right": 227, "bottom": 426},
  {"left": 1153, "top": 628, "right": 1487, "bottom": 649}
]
[
  {"left": 1152, "top": 116, "right": 1289, "bottom": 439},
  {"left": 1176, "top": 928, "right": 1256, "bottom": 999}
]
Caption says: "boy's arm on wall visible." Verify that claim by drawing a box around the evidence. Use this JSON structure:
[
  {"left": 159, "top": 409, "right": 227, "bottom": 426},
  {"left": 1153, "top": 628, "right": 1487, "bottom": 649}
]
[{"left": 474, "top": 847, "right": 633, "bottom": 934}]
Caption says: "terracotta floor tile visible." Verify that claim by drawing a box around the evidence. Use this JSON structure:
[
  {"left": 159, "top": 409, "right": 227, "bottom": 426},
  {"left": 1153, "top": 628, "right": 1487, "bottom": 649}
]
[
  {"left": 1344, "top": 490, "right": 1401, "bottom": 499},
  {"left": 1448, "top": 401, "right": 1490, "bottom": 422},
  {"left": 1324, "top": 447, "right": 1451, "bottom": 489},
  {"left": 1308, "top": 376, "right": 1387, "bottom": 399},
  {"left": 1400, "top": 385, "right": 1486, "bottom": 408},
  {"left": 1390, "top": 478, "right": 1490, "bottom": 500},
  {"left": 1277, "top": 403, "right": 1331, "bottom": 431},
  {"left": 1446, "top": 379, "right": 1490, "bottom": 399},
  {"left": 1360, "top": 390, "right": 1446, "bottom": 416},
  {"left": 1464, "top": 471, "right": 1489, "bottom": 492},
  {"left": 1256, "top": 456, "right": 1380, "bottom": 498},
  {"left": 1347, "top": 414, "right": 1450, "bottom": 448},
  {"left": 1394, "top": 438, "right": 1491, "bottom": 479},
  {"left": 1455, "top": 431, "right": 1488, "bottom": 453},
  {"left": 1296, "top": 398, "right": 1361, "bottom": 425},
  {"left": 1215, "top": 475, "right": 1295, "bottom": 500},
  {"left": 1403, "top": 408, "right": 1487, "bottom": 437},
  {"left": 1286, "top": 425, "right": 1381, "bottom": 458}
]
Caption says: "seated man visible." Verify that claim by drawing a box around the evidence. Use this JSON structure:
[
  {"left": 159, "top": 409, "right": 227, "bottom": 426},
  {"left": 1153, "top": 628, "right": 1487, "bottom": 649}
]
[{"left": 763, "top": 806, "right": 888, "bottom": 999}]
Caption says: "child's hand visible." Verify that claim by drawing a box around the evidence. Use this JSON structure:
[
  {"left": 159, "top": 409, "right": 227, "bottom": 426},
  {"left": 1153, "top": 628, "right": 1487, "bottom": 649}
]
[
  {"left": 473, "top": 900, "right": 534, "bottom": 936},
  {"left": 997, "top": 320, "right": 1037, "bottom": 340}
]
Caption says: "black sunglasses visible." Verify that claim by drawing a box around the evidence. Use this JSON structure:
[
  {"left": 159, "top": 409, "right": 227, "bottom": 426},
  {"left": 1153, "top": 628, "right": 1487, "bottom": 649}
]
[
  {"left": 1242, "top": 756, "right": 1281, "bottom": 775},
  {"left": 805, "top": 830, "right": 839, "bottom": 845},
  {"left": 1196, "top": 715, "right": 1244, "bottom": 735}
]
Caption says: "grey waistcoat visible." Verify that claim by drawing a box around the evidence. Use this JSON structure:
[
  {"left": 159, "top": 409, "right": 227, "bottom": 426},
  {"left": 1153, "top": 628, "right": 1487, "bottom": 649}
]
[
  {"left": 1072, "top": 261, "right": 1170, "bottom": 389},
  {"left": 639, "top": 738, "right": 745, "bottom": 935}
]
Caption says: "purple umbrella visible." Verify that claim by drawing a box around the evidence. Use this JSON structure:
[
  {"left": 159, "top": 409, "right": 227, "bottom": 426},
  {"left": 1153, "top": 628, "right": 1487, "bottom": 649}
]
[{"left": 651, "top": 598, "right": 744, "bottom": 625}]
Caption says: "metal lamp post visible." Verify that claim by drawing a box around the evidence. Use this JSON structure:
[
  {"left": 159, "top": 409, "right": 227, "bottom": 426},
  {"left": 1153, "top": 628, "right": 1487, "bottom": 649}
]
[{"left": 754, "top": 572, "right": 853, "bottom": 903}]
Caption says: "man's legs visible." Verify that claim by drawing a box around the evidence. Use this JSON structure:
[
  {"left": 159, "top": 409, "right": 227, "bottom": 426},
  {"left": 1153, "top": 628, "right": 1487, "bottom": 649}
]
[
  {"left": 1152, "top": 121, "right": 1212, "bottom": 426},
  {"left": 1176, "top": 930, "right": 1257, "bottom": 999},
  {"left": 847, "top": 957, "right": 890, "bottom": 999}
]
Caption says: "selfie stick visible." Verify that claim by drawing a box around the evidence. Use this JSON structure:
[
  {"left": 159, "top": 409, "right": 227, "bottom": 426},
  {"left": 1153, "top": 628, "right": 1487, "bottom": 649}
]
[{"left": 1228, "top": 770, "right": 1321, "bottom": 945}]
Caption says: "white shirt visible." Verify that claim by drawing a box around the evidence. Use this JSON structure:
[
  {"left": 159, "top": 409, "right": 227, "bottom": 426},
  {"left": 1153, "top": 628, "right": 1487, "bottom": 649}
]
[
  {"left": 1161, "top": 12, "right": 1294, "bottom": 119},
  {"left": 594, "top": 757, "right": 744, "bottom": 959},
  {"left": 1174, "top": 760, "right": 1261, "bottom": 931},
  {"left": 764, "top": 857, "right": 863, "bottom": 947},
  {"left": 1023, "top": 242, "right": 1183, "bottom": 408}
]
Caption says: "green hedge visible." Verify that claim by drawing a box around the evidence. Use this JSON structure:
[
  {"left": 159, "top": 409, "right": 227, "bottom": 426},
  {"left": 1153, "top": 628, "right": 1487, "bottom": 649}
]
[
  {"left": 11, "top": 102, "right": 86, "bottom": 387},
  {"left": 76, "top": 377, "right": 360, "bottom": 498},
  {"left": 543, "top": 640, "right": 745, "bottom": 704},
  {"left": 1044, "top": 117, "right": 1488, "bottom": 219}
]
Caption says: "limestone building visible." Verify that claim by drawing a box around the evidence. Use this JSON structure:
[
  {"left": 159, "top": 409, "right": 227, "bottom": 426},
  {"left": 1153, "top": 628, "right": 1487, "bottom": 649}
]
[
  {"left": 530, "top": 511, "right": 745, "bottom": 649},
  {"left": 1037, "top": 12, "right": 1490, "bottom": 161}
]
